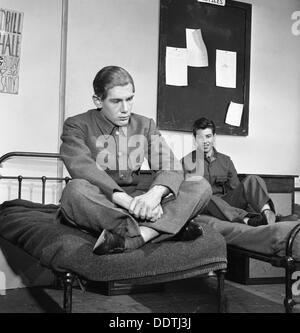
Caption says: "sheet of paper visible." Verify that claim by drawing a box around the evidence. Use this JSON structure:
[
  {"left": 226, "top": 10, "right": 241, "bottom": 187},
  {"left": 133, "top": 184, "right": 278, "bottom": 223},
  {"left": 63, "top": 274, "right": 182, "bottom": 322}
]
[
  {"left": 225, "top": 102, "right": 244, "bottom": 127},
  {"left": 216, "top": 49, "right": 237, "bottom": 88},
  {"left": 197, "top": 0, "right": 226, "bottom": 6},
  {"left": 186, "top": 28, "right": 208, "bottom": 67},
  {"left": 165, "top": 47, "right": 188, "bottom": 86}
]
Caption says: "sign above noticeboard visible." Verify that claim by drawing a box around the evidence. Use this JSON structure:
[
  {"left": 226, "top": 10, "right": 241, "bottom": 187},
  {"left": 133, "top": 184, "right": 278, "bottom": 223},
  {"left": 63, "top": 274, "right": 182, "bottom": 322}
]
[{"left": 197, "top": 0, "right": 226, "bottom": 6}]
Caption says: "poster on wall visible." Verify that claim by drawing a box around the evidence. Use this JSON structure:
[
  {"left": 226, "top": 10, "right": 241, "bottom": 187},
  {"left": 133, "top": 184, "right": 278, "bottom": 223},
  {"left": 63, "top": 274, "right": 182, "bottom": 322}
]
[{"left": 0, "top": 8, "right": 24, "bottom": 94}]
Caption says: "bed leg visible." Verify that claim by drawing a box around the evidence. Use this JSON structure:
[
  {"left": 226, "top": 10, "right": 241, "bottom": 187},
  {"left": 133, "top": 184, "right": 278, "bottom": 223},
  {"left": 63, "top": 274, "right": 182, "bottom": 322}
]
[
  {"left": 284, "top": 257, "right": 295, "bottom": 313},
  {"left": 216, "top": 269, "right": 227, "bottom": 313},
  {"left": 61, "top": 272, "right": 75, "bottom": 313}
]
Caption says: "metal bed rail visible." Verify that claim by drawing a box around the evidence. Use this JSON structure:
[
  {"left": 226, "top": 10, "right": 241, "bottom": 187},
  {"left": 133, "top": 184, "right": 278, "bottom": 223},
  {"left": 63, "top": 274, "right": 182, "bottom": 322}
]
[
  {"left": 227, "top": 221, "right": 300, "bottom": 313},
  {"left": 0, "top": 151, "right": 61, "bottom": 164},
  {"left": 0, "top": 152, "right": 228, "bottom": 313},
  {"left": 0, "top": 151, "right": 71, "bottom": 204}
]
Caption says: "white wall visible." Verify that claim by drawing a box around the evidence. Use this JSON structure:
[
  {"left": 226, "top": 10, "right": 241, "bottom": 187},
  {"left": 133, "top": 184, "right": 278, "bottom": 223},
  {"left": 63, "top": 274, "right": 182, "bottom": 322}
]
[
  {"left": 215, "top": 0, "right": 300, "bottom": 177},
  {"left": 0, "top": 0, "right": 62, "bottom": 203},
  {"left": 0, "top": 0, "right": 62, "bottom": 156},
  {"left": 65, "top": 0, "right": 160, "bottom": 120},
  {"left": 65, "top": 0, "right": 300, "bottom": 175}
]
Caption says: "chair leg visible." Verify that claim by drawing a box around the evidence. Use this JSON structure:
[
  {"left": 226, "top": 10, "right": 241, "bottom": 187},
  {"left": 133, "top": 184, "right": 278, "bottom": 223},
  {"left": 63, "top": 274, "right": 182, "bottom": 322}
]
[
  {"left": 216, "top": 269, "right": 227, "bottom": 313},
  {"left": 61, "top": 272, "right": 75, "bottom": 313}
]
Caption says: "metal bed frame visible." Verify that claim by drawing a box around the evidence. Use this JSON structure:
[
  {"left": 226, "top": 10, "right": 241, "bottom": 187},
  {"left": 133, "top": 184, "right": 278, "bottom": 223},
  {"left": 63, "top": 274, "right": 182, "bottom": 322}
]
[
  {"left": 0, "top": 151, "right": 70, "bottom": 203},
  {"left": 1, "top": 151, "right": 300, "bottom": 312},
  {"left": 0, "top": 151, "right": 73, "bottom": 311},
  {"left": 0, "top": 151, "right": 228, "bottom": 313},
  {"left": 227, "top": 228, "right": 300, "bottom": 313}
]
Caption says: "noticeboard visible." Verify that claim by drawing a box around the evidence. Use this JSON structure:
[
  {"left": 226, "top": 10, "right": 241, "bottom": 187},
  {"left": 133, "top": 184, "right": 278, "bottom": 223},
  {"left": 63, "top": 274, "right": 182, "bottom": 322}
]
[{"left": 157, "top": 0, "right": 252, "bottom": 136}]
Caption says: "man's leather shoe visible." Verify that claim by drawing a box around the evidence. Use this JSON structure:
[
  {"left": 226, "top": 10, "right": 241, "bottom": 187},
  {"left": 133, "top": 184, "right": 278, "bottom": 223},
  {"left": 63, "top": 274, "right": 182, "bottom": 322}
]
[
  {"left": 93, "top": 230, "right": 125, "bottom": 255},
  {"left": 179, "top": 219, "right": 204, "bottom": 241},
  {"left": 246, "top": 213, "right": 268, "bottom": 227}
]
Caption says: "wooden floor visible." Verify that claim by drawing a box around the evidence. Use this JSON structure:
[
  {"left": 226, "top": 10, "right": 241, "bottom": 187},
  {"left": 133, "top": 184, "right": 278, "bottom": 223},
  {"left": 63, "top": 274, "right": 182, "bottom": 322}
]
[{"left": 1, "top": 276, "right": 299, "bottom": 313}]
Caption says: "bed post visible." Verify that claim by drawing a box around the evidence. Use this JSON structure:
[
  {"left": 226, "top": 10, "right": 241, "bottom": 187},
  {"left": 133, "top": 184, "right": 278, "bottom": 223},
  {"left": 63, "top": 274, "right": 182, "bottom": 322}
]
[
  {"left": 284, "top": 223, "right": 300, "bottom": 313},
  {"left": 284, "top": 257, "right": 296, "bottom": 313},
  {"left": 61, "top": 272, "right": 75, "bottom": 313},
  {"left": 216, "top": 269, "right": 227, "bottom": 313}
]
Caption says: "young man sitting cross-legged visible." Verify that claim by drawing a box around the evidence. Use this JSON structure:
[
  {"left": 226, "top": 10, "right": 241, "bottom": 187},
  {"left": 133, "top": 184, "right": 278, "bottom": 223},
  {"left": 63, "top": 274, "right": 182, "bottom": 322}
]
[{"left": 58, "top": 67, "right": 212, "bottom": 255}]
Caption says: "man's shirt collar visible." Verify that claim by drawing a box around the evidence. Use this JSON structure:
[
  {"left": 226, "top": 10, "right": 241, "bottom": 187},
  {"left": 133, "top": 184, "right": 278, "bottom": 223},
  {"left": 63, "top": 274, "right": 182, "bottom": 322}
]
[
  {"left": 95, "top": 109, "right": 116, "bottom": 136},
  {"left": 94, "top": 109, "right": 128, "bottom": 137},
  {"left": 205, "top": 147, "right": 218, "bottom": 163}
]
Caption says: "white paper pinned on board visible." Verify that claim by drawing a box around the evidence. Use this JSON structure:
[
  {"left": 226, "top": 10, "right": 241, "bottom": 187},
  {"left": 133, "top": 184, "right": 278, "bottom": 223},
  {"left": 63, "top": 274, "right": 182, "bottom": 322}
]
[
  {"left": 225, "top": 102, "right": 244, "bottom": 127},
  {"left": 186, "top": 28, "right": 208, "bottom": 67},
  {"left": 197, "top": 0, "right": 226, "bottom": 6},
  {"left": 165, "top": 47, "right": 188, "bottom": 86},
  {"left": 216, "top": 49, "right": 237, "bottom": 88}
]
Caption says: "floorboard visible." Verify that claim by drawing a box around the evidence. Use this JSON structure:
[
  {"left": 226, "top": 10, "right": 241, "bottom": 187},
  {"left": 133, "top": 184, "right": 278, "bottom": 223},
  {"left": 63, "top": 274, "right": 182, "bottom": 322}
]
[{"left": 1, "top": 276, "right": 299, "bottom": 313}]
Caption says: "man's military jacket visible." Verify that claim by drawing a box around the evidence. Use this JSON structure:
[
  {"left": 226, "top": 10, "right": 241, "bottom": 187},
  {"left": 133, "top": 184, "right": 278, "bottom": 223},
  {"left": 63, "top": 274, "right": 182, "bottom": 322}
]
[
  {"left": 181, "top": 148, "right": 240, "bottom": 196},
  {"left": 60, "top": 109, "right": 183, "bottom": 200}
]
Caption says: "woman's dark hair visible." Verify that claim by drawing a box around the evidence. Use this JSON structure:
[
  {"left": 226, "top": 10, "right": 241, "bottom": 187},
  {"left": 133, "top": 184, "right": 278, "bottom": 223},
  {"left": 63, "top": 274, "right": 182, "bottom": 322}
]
[
  {"left": 192, "top": 117, "right": 216, "bottom": 137},
  {"left": 93, "top": 66, "right": 135, "bottom": 100}
]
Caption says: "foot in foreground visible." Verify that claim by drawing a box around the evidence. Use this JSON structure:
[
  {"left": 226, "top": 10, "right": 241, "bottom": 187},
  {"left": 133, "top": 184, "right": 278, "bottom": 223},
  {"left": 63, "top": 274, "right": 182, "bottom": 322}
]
[
  {"left": 176, "top": 219, "right": 204, "bottom": 241},
  {"left": 246, "top": 213, "right": 268, "bottom": 227},
  {"left": 93, "top": 230, "right": 126, "bottom": 255}
]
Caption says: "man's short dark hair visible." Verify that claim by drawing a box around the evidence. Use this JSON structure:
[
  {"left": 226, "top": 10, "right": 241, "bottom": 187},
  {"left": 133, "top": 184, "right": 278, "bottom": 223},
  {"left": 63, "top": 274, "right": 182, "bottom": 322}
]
[
  {"left": 192, "top": 117, "right": 216, "bottom": 137},
  {"left": 93, "top": 66, "right": 135, "bottom": 100}
]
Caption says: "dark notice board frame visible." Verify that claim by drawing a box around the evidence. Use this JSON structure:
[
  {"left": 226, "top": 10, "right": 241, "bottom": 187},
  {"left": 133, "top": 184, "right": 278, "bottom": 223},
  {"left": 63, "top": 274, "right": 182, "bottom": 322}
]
[{"left": 157, "top": 0, "right": 252, "bottom": 136}]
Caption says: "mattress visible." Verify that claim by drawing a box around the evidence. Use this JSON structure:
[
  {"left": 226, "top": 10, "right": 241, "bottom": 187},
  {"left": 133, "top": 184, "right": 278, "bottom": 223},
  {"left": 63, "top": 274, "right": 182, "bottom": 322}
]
[{"left": 0, "top": 199, "right": 227, "bottom": 282}]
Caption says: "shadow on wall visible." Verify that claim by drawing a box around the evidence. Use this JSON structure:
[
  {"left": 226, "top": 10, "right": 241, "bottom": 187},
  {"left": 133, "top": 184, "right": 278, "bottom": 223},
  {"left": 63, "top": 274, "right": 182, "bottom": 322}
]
[{"left": 0, "top": 237, "right": 55, "bottom": 291}]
